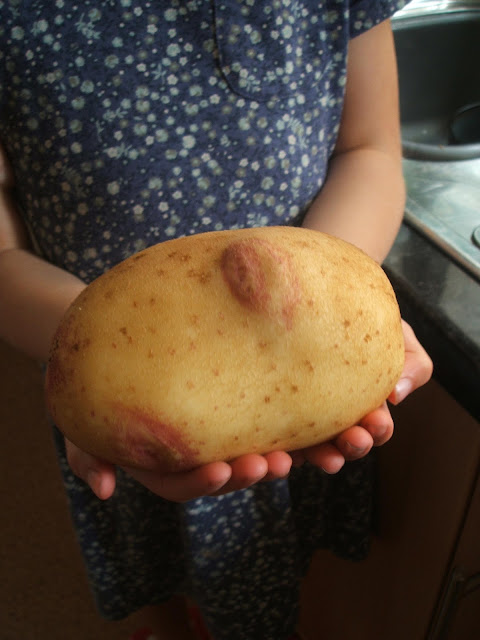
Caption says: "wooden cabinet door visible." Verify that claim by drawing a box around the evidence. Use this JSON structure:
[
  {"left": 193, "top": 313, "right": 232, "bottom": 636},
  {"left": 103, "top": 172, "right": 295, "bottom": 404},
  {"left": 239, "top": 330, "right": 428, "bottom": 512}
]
[
  {"left": 428, "top": 472, "right": 480, "bottom": 640},
  {"left": 299, "top": 379, "right": 480, "bottom": 640}
]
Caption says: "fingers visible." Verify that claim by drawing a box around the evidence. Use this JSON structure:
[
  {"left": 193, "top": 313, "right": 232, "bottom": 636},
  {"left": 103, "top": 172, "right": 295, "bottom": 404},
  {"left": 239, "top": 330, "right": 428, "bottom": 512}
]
[
  {"left": 358, "top": 401, "right": 394, "bottom": 447},
  {"left": 389, "top": 320, "right": 433, "bottom": 405},
  {"left": 153, "top": 452, "right": 292, "bottom": 500},
  {"left": 123, "top": 461, "right": 233, "bottom": 503},
  {"left": 210, "top": 455, "right": 269, "bottom": 496},
  {"left": 66, "top": 441, "right": 291, "bottom": 503},
  {"left": 303, "top": 442, "right": 345, "bottom": 474},
  {"left": 65, "top": 438, "right": 117, "bottom": 500},
  {"left": 334, "top": 425, "right": 374, "bottom": 460},
  {"left": 262, "top": 450, "right": 293, "bottom": 481}
]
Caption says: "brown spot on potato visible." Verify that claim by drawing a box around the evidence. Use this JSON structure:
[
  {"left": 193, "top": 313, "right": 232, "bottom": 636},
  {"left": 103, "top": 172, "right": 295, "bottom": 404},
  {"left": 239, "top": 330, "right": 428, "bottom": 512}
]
[
  {"left": 264, "top": 396, "right": 271, "bottom": 403},
  {"left": 364, "top": 333, "right": 372, "bottom": 343},
  {"left": 343, "top": 319, "right": 351, "bottom": 328},
  {"left": 187, "top": 268, "right": 211, "bottom": 284},
  {"left": 291, "top": 385, "right": 299, "bottom": 393},
  {"left": 118, "top": 327, "right": 133, "bottom": 344}
]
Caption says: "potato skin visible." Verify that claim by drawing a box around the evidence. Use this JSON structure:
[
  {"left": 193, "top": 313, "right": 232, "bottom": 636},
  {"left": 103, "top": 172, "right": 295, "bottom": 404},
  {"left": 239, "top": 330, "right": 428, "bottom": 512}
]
[{"left": 45, "top": 226, "right": 404, "bottom": 473}]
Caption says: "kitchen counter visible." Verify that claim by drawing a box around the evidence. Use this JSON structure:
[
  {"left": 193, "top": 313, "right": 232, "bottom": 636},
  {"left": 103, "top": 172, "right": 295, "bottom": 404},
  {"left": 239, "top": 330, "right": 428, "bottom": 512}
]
[{"left": 384, "top": 222, "right": 480, "bottom": 422}]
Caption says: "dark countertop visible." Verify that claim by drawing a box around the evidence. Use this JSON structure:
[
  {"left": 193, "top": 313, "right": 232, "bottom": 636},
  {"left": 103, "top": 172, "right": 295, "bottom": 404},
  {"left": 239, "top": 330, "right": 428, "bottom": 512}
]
[{"left": 384, "top": 222, "right": 480, "bottom": 423}]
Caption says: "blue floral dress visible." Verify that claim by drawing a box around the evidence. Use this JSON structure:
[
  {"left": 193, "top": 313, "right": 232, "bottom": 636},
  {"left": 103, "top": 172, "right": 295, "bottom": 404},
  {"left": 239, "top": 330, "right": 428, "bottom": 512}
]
[{"left": 0, "top": 1, "right": 403, "bottom": 637}]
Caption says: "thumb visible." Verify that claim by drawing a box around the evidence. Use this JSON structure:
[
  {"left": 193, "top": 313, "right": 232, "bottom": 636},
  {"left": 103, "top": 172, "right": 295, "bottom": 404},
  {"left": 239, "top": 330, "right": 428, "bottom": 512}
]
[{"left": 64, "top": 437, "right": 117, "bottom": 500}]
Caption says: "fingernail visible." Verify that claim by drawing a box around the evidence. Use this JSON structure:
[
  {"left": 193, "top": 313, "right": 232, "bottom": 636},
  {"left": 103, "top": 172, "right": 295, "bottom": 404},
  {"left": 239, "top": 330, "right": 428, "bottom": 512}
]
[
  {"left": 320, "top": 466, "right": 334, "bottom": 475},
  {"left": 344, "top": 442, "right": 368, "bottom": 455},
  {"left": 393, "top": 377, "right": 413, "bottom": 404}
]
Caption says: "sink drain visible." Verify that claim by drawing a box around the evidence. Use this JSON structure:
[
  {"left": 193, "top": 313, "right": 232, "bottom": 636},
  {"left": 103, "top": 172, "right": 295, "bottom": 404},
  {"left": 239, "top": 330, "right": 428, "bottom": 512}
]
[
  {"left": 450, "top": 103, "right": 480, "bottom": 146},
  {"left": 472, "top": 226, "right": 480, "bottom": 249}
]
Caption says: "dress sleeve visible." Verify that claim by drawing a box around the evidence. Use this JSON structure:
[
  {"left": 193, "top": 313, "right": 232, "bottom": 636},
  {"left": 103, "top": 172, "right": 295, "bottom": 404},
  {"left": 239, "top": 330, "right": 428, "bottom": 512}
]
[{"left": 349, "top": 0, "right": 406, "bottom": 38}]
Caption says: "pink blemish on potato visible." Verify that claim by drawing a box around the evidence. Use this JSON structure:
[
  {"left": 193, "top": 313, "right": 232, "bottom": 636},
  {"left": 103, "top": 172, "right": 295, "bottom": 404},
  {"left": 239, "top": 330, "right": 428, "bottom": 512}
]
[
  {"left": 220, "top": 238, "right": 301, "bottom": 329},
  {"left": 221, "top": 241, "right": 270, "bottom": 311},
  {"left": 45, "top": 312, "right": 81, "bottom": 402},
  {"left": 111, "top": 403, "right": 200, "bottom": 471}
]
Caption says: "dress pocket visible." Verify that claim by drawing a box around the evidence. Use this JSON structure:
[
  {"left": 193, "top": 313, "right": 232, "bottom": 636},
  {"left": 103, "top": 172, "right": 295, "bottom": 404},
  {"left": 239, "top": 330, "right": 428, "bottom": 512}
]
[{"left": 212, "top": 0, "right": 344, "bottom": 103}]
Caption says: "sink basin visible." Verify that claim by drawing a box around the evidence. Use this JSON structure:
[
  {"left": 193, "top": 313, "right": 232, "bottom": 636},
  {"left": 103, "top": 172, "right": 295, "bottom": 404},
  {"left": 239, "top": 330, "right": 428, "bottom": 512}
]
[
  {"left": 392, "top": 1, "right": 480, "bottom": 281},
  {"left": 393, "top": 3, "right": 480, "bottom": 161}
]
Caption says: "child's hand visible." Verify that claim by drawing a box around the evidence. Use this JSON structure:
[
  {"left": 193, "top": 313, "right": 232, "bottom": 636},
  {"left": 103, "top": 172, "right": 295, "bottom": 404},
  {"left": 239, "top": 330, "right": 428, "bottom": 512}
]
[{"left": 65, "top": 437, "right": 292, "bottom": 502}]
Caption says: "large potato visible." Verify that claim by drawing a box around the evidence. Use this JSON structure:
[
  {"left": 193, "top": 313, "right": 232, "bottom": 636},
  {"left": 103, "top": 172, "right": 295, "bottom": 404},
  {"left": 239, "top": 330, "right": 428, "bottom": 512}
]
[{"left": 45, "top": 226, "right": 404, "bottom": 473}]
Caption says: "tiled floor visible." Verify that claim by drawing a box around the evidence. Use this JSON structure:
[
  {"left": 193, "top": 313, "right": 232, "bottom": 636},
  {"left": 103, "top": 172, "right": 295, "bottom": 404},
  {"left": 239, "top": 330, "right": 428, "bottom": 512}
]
[{"left": 0, "top": 339, "right": 147, "bottom": 639}]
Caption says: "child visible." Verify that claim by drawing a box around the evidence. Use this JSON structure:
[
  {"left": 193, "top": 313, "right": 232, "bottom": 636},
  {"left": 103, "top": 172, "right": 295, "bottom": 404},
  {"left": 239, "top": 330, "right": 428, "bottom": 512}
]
[{"left": 0, "top": 1, "right": 432, "bottom": 638}]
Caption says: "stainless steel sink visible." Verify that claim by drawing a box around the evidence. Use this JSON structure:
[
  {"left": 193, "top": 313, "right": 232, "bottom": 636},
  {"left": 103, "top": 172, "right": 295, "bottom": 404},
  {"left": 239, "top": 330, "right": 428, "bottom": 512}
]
[{"left": 392, "top": 0, "right": 480, "bottom": 280}]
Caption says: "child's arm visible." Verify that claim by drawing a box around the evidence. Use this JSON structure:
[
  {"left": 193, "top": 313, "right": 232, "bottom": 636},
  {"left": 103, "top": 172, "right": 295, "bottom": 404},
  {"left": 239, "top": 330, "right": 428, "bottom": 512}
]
[
  {"left": 300, "top": 19, "right": 432, "bottom": 467},
  {"left": 0, "top": 152, "right": 86, "bottom": 362},
  {"left": 302, "top": 19, "right": 405, "bottom": 263}
]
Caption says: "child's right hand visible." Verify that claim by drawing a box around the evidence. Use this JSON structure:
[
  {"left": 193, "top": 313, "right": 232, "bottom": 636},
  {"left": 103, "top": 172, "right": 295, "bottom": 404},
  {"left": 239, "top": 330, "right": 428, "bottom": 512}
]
[{"left": 64, "top": 437, "right": 293, "bottom": 502}]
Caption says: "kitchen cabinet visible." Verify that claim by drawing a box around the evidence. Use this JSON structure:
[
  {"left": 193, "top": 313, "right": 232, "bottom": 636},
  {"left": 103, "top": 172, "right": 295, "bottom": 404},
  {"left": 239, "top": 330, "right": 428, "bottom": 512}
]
[{"left": 299, "top": 379, "right": 480, "bottom": 640}]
